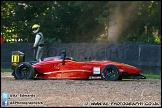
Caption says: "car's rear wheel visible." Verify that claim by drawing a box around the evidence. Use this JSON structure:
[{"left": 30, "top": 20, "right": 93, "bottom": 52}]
[
  {"left": 101, "top": 65, "right": 120, "bottom": 81},
  {"left": 14, "top": 62, "right": 34, "bottom": 80}
]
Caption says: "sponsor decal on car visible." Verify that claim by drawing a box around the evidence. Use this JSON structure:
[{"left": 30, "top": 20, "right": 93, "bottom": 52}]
[{"left": 93, "top": 67, "right": 100, "bottom": 74}]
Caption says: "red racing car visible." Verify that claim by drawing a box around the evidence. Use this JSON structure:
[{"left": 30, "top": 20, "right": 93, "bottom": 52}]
[{"left": 11, "top": 50, "right": 146, "bottom": 81}]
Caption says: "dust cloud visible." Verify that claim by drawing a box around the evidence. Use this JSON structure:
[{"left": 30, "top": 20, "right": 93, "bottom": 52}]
[{"left": 108, "top": 1, "right": 141, "bottom": 43}]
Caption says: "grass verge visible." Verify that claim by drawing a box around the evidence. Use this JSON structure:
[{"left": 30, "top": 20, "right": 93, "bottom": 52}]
[
  {"left": 142, "top": 73, "right": 161, "bottom": 79},
  {"left": 1, "top": 68, "right": 13, "bottom": 72},
  {"left": 1, "top": 68, "right": 161, "bottom": 79}
]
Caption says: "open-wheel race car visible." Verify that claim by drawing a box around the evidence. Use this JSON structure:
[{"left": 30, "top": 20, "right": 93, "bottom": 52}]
[{"left": 11, "top": 50, "right": 146, "bottom": 81}]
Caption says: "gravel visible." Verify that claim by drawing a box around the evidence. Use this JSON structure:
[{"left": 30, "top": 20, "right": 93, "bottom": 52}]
[{"left": 1, "top": 72, "right": 161, "bottom": 107}]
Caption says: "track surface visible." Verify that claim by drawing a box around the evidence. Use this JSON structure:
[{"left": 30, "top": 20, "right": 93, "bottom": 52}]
[{"left": 1, "top": 72, "right": 161, "bottom": 107}]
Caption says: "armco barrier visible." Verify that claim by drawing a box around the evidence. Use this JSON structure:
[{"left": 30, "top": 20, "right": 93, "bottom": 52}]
[{"left": 1, "top": 43, "right": 161, "bottom": 74}]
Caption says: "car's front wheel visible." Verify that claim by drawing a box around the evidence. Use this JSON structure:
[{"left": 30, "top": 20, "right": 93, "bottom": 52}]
[
  {"left": 101, "top": 65, "right": 120, "bottom": 81},
  {"left": 14, "top": 62, "right": 34, "bottom": 80}
]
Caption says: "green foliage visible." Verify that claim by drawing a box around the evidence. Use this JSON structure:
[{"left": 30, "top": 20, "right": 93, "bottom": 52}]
[
  {"left": 121, "top": 33, "right": 161, "bottom": 44},
  {"left": 153, "top": 35, "right": 161, "bottom": 44},
  {"left": 44, "top": 37, "right": 61, "bottom": 43},
  {"left": 1, "top": 1, "right": 161, "bottom": 44}
]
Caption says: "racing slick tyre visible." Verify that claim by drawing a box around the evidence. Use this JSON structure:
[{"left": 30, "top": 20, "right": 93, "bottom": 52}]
[
  {"left": 14, "top": 62, "right": 34, "bottom": 80},
  {"left": 117, "top": 75, "right": 122, "bottom": 80},
  {"left": 11, "top": 70, "right": 18, "bottom": 79},
  {"left": 101, "top": 65, "right": 120, "bottom": 81}
]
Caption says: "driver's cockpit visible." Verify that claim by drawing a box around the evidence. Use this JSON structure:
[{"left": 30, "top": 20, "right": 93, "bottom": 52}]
[
  {"left": 60, "top": 50, "right": 74, "bottom": 60},
  {"left": 43, "top": 50, "right": 74, "bottom": 61},
  {"left": 61, "top": 50, "right": 66, "bottom": 59}
]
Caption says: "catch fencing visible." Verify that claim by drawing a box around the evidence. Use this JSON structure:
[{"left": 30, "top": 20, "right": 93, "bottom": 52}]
[{"left": 1, "top": 42, "right": 161, "bottom": 74}]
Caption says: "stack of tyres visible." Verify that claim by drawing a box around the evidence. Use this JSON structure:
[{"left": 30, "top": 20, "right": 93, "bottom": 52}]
[{"left": 11, "top": 51, "right": 25, "bottom": 70}]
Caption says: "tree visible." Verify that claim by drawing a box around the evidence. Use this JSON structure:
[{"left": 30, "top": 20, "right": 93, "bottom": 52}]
[{"left": 1, "top": 1, "right": 161, "bottom": 44}]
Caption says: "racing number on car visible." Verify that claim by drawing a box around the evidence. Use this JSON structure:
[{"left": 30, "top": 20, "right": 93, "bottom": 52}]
[{"left": 12, "top": 55, "right": 19, "bottom": 62}]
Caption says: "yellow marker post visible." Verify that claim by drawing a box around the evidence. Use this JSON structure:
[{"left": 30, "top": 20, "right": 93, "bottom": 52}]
[{"left": 12, "top": 55, "right": 19, "bottom": 62}]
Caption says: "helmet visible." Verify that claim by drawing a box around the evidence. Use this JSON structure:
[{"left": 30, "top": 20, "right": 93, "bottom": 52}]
[{"left": 32, "top": 24, "right": 40, "bottom": 33}]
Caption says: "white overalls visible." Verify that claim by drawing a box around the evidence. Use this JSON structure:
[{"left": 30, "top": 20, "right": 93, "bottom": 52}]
[{"left": 33, "top": 32, "right": 44, "bottom": 62}]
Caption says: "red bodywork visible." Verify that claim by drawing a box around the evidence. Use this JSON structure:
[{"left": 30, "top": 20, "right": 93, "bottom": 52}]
[{"left": 32, "top": 56, "right": 142, "bottom": 79}]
